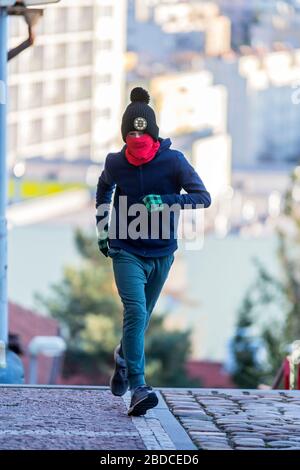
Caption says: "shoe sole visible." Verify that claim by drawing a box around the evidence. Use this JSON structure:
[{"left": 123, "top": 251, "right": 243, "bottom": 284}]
[
  {"left": 110, "top": 378, "right": 128, "bottom": 397},
  {"left": 110, "top": 346, "right": 128, "bottom": 397},
  {"left": 109, "top": 363, "right": 128, "bottom": 397},
  {"left": 128, "top": 392, "right": 159, "bottom": 416},
  {"left": 109, "top": 371, "right": 129, "bottom": 396}
]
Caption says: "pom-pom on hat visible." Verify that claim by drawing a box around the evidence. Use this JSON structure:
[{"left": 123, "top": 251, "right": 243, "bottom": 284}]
[{"left": 121, "top": 87, "right": 159, "bottom": 143}]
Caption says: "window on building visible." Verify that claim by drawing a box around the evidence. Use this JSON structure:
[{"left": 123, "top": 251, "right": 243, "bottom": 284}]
[
  {"left": 78, "top": 111, "right": 92, "bottom": 134},
  {"left": 67, "top": 7, "right": 80, "bottom": 33},
  {"left": 29, "top": 46, "right": 44, "bottom": 71},
  {"left": 43, "top": 7, "right": 67, "bottom": 34},
  {"left": 7, "top": 55, "right": 18, "bottom": 75},
  {"left": 66, "top": 43, "right": 79, "bottom": 67},
  {"left": 53, "top": 7, "right": 67, "bottom": 34},
  {"left": 78, "top": 41, "right": 93, "bottom": 65},
  {"left": 43, "top": 8, "right": 55, "bottom": 33},
  {"left": 8, "top": 124, "right": 17, "bottom": 151},
  {"left": 66, "top": 111, "right": 91, "bottom": 137},
  {"left": 19, "top": 119, "right": 42, "bottom": 146},
  {"left": 98, "top": 73, "right": 112, "bottom": 84},
  {"left": 66, "top": 77, "right": 80, "bottom": 101},
  {"left": 43, "top": 79, "right": 66, "bottom": 106},
  {"left": 19, "top": 82, "right": 43, "bottom": 110},
  {"left": 44, "top": 44, "right": 66, "bottom": 70},
  {"left": 65, "top": 113, "right": 78, "bottom": 137},
  {"left": 9, "top": 16, "right": 21, "bottom": 38},
  {"left": 18, "top": 45, "right": 43, "bottom": 73},
  {"left": 98, "top": 108, "right": 111, "bottom": 119},
  {"left": 98, "top": 40, "right": 113, "bottom": 50},
  {"left": 99, "top": 5, "right": 114, "bottom": 16},
  {"left": 66, "top": 76, "right": 92, "bottom": 101},
  {"left": 78, "top": 7, "right": 93, "bottom": 31},
  {"left": 79, "top": 76, "right": 92, "bottom": 99},
  {"left": 66, "top": 41, "right": 92, "bottom": 67},
  {"left": 43, "top": 115, "right": 65, "bottom": 141},
  {"left": 8, "top": 85, "right": 18, "bottom": 112}
]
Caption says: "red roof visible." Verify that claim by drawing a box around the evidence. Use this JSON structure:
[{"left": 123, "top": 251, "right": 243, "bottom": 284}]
[
  {"left": 8, "top": 301, "right": 108, "bottom": 386},
  {"left": 185, "top": 360, "right": 236, "bottom": 388},
  {"left": 9, "top": 301, "right": 60, "bottom": 384}
]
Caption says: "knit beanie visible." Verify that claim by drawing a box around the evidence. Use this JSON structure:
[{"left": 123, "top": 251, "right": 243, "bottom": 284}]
[{"left": 121, "top": 87, "right": 159, "bottom": 143}]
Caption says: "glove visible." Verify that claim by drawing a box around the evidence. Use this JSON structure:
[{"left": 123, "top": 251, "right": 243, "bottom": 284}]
[
  {"left": 143, "top": 194, "right": 165, "bottom": 212},
  {"left": 97, "top": 229, "right": 109, "bottom": 257}
]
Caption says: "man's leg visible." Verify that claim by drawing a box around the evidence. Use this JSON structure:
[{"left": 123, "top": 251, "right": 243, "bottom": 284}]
[
  {"left": 134, "top": 253, "right": 175, "bottom": 370},
  {"left": 144, "top": 254, "right": 175, "bottom": 329},
  {"left": 111, "top": 250, "right": 152, "bottom": 390}
]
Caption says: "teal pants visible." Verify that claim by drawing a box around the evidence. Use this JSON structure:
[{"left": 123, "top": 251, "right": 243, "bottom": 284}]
[{"left": 108, "top": 247, "right": 175, "bottom": 390}]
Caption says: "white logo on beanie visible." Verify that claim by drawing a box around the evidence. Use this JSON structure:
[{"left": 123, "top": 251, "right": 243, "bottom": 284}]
[{"left": 134, "top": 117, "right": 147, "bottom": 131}]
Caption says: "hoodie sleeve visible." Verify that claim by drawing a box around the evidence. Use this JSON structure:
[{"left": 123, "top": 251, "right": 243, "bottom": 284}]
[
  {"left": 160, "top": 152, "right": 211, "bottom": 209},
  {"left": 95, "top": 155, "right": 116, "bottom": 236}
]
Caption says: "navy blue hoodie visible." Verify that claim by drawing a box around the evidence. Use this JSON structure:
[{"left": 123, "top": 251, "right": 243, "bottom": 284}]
[{"left": 95, "top": 137, "right": 211, "bottom": 257}]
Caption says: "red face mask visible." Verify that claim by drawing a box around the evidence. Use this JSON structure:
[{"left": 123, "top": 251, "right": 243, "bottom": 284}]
[{"left": 125, "top": 133, "right": 160, "bottom": 166}]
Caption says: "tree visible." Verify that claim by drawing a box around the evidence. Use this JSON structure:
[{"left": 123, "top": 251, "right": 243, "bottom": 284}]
[
  {"left": 34, "top": 228, "right": 199, "bottom": 387},
  {"left": 230, "top": 261, "right": 286, "bottom": 388},
  {"left": 231, "top": 166, "right": 300, "bottom": 388}
]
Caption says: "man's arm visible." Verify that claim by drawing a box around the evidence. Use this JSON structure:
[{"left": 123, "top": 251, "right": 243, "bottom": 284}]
[
  {"left": 143, "top": 152, "right": 211, "bottom": 212},
  {"left": 95, "top": 156, "right": 116, "bottom": 255}
]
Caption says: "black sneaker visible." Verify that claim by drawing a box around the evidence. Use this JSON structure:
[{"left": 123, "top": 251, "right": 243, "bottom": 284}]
[
  {"left": 127, "top": 385, "right": 159, "bottom": 416},
  {"left": 109, "top": 344, "right": 129, "bottom": 396}
]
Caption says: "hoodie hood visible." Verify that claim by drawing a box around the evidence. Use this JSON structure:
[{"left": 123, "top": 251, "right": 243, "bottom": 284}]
[{"left": 156, "top": 137, "right": 172, "bottom": 154}]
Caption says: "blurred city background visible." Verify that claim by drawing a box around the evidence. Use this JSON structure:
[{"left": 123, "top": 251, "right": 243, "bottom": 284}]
[{"left": 4, "top": 0, "right": 300, "bottom": 389}]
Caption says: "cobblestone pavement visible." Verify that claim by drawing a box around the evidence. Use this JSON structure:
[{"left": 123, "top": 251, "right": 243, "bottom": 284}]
[
  {"left": 0, "top": 386, "right": 179, "bottom": 450},
  {"left": 161, "top": 389, "right": 300, "bottom": 450},
  {"left": 0, "top": 387, "right": 146, "bottom": 450},
  {"left": 123, "top": 391, "right": 176, "bottom": 450},
  {"left": 3, "top": 386, "right": 300, "bottom": 450}
]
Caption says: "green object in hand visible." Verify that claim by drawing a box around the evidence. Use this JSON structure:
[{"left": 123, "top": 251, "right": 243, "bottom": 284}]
[
  {"left": 97, "top": 229, "right": 109, "bottom": 257},
  {"left": 143, "top": 194, "right": 164, "bottom": 212}
]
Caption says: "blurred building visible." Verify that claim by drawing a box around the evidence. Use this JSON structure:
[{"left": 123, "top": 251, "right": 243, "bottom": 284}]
[
  {"left": 127, "top": 0, "right": 231, "bottom": 75},
  {"left": 154, "top": 1, "right": 220, "bottom": 33},
  {"left": 127, "top": 0, "right": 173, "bottom": 69},
  {"left": 217, "top": 1, "right": 300, "bottom": 50},
  {"left": 154, "top": 1, "right": 231, "bottom": 56},
  {"left": 150, "top": 70, "right": 227, "bottom": 136},
  {"left": 251, "top": 4, "right": 300, "bottom": 48},
  {"left": 193, "top": 134, "right": 232, "bottom": 201},
  {"left": 205, "top": 15, "right": 231, "bottom": 57},
  {"left": 134, "top": 0, "right": 157, "bottom": 22},
  {"left": 7, "top": 0, "right": 127, "bottom": 168},
  {"left": 216, "top": 0, "right": 275, "bottom": 49},
  {"left": 150, "top": 70, "right": 232, "bottom": 200},
  {"left": 205, "top": 49, "right": 300, "bottom": 168}
]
